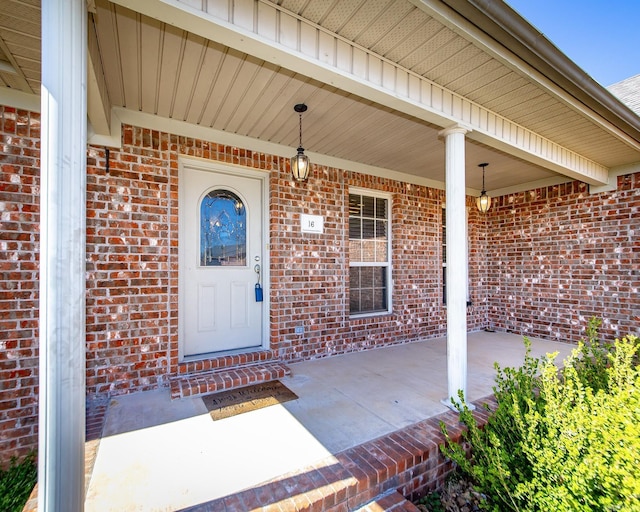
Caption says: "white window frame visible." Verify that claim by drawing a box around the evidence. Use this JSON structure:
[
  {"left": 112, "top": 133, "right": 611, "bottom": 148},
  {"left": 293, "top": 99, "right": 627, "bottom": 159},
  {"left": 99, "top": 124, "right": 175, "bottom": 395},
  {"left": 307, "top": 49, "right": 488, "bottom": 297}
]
[{"left": 348, "top": 187, "right": 393, "bottom": 317}]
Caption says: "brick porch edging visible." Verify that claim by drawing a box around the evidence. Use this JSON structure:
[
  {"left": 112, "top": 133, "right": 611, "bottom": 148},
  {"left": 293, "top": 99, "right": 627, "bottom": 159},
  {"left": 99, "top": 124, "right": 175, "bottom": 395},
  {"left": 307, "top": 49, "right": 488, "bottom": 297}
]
[
  {"left": 23, "top": 394, "right": 494, "bottom": 512},
  {"left": 180, "top": 395, "right": 495, "bottom": 512}
]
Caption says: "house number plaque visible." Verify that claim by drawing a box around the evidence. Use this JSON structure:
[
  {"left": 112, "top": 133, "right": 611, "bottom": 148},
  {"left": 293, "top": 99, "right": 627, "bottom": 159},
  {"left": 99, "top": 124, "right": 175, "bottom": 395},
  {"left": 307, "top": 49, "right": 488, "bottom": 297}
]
[{"left": 300, "top": 214, "right": 324, "bottom": 234}]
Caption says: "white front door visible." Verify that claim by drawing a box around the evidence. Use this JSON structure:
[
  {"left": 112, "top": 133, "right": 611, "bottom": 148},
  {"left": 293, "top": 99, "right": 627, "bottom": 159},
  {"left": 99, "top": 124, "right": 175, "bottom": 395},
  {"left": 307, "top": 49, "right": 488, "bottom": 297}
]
[{"left": 179, "top": 161, "right": 266, "bottom": 358}]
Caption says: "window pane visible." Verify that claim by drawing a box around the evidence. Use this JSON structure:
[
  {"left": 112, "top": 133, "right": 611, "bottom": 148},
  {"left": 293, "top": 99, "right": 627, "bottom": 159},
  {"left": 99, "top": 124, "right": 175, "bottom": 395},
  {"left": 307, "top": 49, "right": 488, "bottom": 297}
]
[
  {"left": 362, "top": 218, "right": 375, "bottom": 239},
  {"left": 200, "top": 189, "right": 246, "bottom": 266},
  {"left": 350, "top": 291, "right": 360, "bottom": 313},
  {"left": 349, "top": 240, "right": 362, "bottom": 261},
  {"left": 375, "top": 197, "right": 386, "bottom": 218},
  {"left": 349, "top": 217, "right": 361, "bottom": 240},
  {"left": 362, "top": 240, "right": 375, "bottom": 262},
  {"left": 349, "top": 194, "right": 362, "bottom": 216},
  {"left": 375, "top": 241, "right": 387, "bottom": 262},
  {"left": 373, "top": 288, "right": 386, "bottom": 311},
  {"left": 350, "top": 266, "right": 360, "bottom": 289},
  {"left": 361, "top": 289, "right": 374, "bottom": 312},
  {"left": 376, "top": 219, "right": 387, "bottom": 239},
  {"left": 373, "top": 267, "right": 385, "bottom": 287},
  {"left": 362, "top": 195, "right": 375, "bottom": 217}
]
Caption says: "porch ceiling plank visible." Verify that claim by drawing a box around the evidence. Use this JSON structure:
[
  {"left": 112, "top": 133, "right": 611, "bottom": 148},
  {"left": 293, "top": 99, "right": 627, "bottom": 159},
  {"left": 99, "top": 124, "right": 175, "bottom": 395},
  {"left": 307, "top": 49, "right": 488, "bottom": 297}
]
[
  {"left": 201, "top": 47, "right": 260, "bottom": 128},
  {"left": 245, "top": 71, "right": 310, "bottom": 140},
  {"left": 183, "top": 39, "right": 227, "bottom": 125},
  {"left": 313, "top": 0, "right": 369, "bottom": 34},
  {"left": 413, "top": 32, "right": 471, "bottom": 78},
  {"left": 155, "top": 23, "right": 186, "bottom": 119},
  {"left": 139, "top": 14, "right": 163, "bottom": 115},
  {"left": 109, "top": 0, "right": 615, "bottom": 185},
  {"left": 409, "top": 25, "right": 459, "bottom": 77},
  {"left": 369, "top": 3, "right": 427, "bottom": 59},
  {"left": 222, "top": 61, "right": 292, "bottom": 135},
  {"left": 205, "top": 53, "right": 273, "bottom": 132},
  {"left": 450, "top": 59, "right": 511, "bottom": 98},
  {"left": 354, "top": 0, "right": 415, "bottom": 51},
  {"left": 94, "top": 0, "right": 126, "bottom": 107},
  {"left": 428, "top": 46, "right": 491, "bottom": 87},
  {"left": 311, "top": 98, "right": 391, "bottom": 156},
  {"left": 339, "top": 0, "right": 398, "bottom": 44},
  {"left": 258, "top": 80, "right": 333, "bottom": 146},
  {"left": 0, "top": 36, "right": 35, "bottom": 93},
  {"left": 214, "top": 54, "right": 277, "bottom": 131},
  {"left": 324, "top": 107, "right": 407, "bottom": 160},
  {"left": 169, "top": 32, "right": 210, "bottom": 122},
  {"left": 13, "top": 55, "right": 40, "bottom": 82},
  {"left": 114, "top": 5, "right": 142, "bottom": 110}
]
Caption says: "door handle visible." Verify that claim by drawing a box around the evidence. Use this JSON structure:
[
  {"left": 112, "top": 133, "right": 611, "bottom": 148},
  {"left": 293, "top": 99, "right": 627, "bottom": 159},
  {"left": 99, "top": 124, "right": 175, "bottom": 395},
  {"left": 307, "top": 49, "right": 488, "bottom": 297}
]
[{"left": 254, "top": 264, "right": 263, "bottom": 302}]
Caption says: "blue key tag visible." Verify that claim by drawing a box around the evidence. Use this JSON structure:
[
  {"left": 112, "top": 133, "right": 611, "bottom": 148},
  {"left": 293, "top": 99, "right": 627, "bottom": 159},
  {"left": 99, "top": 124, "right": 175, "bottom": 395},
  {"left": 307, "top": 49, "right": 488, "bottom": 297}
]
[{"left": 255, "top": 283, "right": 263, "bottom": 302}]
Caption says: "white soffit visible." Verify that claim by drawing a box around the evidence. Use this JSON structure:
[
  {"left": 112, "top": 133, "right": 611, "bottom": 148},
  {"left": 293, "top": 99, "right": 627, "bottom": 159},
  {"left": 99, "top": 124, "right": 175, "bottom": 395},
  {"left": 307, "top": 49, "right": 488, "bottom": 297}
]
[{"left": 110, "top": 0, "right": 610, "bottom": 185}]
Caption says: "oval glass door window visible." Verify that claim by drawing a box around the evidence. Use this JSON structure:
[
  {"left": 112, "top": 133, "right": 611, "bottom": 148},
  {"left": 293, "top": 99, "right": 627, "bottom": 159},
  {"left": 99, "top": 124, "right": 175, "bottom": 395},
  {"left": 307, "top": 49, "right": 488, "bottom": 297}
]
[{"left": 200, "top": 189, "right": 246, "bottom": 266}]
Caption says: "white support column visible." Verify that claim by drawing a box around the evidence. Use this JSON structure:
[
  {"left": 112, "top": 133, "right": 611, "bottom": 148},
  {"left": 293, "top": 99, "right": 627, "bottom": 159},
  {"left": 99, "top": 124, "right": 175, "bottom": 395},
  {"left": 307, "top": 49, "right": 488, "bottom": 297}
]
[
  {"left": 440, "top": 126, "right": 470, "bottom": 409},
  {"left": 39, "top": 1, "right": 87, "bottom": 511}
]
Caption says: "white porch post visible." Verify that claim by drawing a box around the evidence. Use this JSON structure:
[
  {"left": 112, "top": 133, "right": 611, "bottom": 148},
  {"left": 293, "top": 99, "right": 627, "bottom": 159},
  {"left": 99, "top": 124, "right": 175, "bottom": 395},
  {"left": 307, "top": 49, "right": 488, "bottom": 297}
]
[
  {"left": 39, "top": 0, "right": 87, "bottom": 511},
  {"left": 440, "top": 126, "right": 470, "bottom": 409}
]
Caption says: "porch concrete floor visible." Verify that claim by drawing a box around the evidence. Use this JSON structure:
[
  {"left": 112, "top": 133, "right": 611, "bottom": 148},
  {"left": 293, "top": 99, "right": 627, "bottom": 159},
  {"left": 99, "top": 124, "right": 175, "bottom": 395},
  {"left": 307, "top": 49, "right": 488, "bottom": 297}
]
[{"left": 84, "top": 331, "right": 574, "bottom": 511}]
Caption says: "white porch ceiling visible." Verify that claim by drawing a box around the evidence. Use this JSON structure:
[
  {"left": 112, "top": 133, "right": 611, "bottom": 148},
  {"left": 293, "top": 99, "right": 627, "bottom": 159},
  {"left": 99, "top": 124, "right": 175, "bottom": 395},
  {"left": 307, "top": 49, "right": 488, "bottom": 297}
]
[{"left": 2, "top": 0, "right": 640, "bottom": 192}]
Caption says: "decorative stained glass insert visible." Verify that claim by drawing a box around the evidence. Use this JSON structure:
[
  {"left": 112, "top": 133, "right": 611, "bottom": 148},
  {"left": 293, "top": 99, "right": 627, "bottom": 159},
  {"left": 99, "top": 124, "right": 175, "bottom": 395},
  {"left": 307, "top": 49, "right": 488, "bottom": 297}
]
[{"left": 200, "top": 189, "right": 246, "bottom": 266}]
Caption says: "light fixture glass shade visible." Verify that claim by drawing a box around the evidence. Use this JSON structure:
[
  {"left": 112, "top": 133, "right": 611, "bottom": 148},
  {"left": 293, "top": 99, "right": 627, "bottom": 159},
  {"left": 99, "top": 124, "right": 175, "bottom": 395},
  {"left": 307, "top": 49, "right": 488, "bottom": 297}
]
[
  {"left": 476, "top": 192, "right": 491, "bottom": 213},
  {"left": 291, "top": 147, "right": 310, "bottom": 181}
]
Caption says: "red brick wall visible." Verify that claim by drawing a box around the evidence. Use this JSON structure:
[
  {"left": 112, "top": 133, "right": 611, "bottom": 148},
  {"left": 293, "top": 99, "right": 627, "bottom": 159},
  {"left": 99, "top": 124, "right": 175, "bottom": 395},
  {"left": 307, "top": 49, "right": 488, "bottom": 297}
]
[
  {"left": 85, "top": 124, "right": 485, "bottom": 386},
  {"left": 0, "top": 106, "right": 40, "bottom": 464},
  {"left": 486, "top": 176, "right": 640, "bottom": 342},
  {"left": 2, "top": 105, "right": 638, "bottom": 465}
]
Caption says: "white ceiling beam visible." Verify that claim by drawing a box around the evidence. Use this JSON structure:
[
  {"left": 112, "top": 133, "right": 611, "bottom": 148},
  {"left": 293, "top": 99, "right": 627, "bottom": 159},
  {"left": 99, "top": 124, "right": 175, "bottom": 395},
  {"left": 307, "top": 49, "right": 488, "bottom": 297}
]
[
  {"left": 109, "top": 0, "right": 609, "bottom": 185},
  {"left": 0, "top": 86, "right": 40, "bottom": 111}
]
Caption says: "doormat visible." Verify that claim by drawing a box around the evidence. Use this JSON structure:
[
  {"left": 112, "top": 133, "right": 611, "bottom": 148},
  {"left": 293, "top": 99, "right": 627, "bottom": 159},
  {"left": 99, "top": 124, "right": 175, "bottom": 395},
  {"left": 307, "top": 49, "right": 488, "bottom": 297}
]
[{"left": 201, "top": 381, "right": 298, "bottom": 420}]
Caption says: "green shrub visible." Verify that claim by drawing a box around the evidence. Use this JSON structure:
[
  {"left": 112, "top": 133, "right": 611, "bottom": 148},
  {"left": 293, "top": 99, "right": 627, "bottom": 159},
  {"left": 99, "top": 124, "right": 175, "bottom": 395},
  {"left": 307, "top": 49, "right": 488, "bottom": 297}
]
[
  {"left": 0, "top": 452, "right": 37, "bottom": 512},
  {"left": 440, "top": 320, "right": 640, "bottom": 512}
]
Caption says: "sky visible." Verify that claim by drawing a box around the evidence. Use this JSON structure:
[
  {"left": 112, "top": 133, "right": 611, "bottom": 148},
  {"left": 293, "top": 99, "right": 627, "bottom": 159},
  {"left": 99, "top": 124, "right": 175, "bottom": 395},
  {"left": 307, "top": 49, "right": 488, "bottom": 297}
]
[{"left": 505, "top": 0, "right": 640, "bottom": 87}]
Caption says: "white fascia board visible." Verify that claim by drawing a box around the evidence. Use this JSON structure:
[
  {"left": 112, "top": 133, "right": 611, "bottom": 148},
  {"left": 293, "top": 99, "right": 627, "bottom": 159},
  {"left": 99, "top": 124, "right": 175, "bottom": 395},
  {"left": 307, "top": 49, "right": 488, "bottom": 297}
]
[{"left": 110, "top": 0, "right": 609, "bottom": 186}]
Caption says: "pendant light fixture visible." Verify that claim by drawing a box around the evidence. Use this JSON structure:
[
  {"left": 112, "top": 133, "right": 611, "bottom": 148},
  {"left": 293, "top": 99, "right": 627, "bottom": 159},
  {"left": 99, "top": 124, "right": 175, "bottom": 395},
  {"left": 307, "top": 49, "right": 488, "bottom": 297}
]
[
  {"left": 476, "top": 162, "right": 492, "bottom": 213},
  {"left": 291, "top": 103, "right": 311, "bottom": 182}
]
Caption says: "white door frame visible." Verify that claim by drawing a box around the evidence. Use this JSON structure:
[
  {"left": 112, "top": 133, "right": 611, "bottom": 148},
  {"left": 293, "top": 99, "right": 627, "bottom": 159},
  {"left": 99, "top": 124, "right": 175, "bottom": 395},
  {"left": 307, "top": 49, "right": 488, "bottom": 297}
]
[{"left": 177, "top": 156, "right": 270, "bottom": 362}]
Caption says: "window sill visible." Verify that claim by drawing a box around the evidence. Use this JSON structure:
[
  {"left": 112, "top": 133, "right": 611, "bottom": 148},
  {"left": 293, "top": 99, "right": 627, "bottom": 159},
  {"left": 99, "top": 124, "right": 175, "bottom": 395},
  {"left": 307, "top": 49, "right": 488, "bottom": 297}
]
[{"left": 349, "top": 310, "right": 393, "bottom": 320}]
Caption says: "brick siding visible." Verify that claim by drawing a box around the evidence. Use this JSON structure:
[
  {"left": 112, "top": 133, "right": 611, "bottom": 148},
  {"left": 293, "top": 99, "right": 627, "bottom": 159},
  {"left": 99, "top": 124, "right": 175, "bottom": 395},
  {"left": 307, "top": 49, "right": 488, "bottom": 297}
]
[
  {"left": 1, "top": 104, "right": 638, "bottom": 465},
  {"left": 0, "top": 107, "right": 40, "bottom": 464},
  {"left": 486, "top": 177, "right": 640, "bottom": 342}
]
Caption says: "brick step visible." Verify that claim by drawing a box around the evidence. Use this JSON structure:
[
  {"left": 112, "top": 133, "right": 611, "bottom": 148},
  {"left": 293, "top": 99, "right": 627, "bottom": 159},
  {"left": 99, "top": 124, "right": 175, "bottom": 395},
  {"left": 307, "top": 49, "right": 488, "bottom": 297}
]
[
  {"left": 355, "top": 490, "right": 420, "bottom": 511},
  {"left": 170, "top": 361, "right": 292, "bottom": 400}
]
